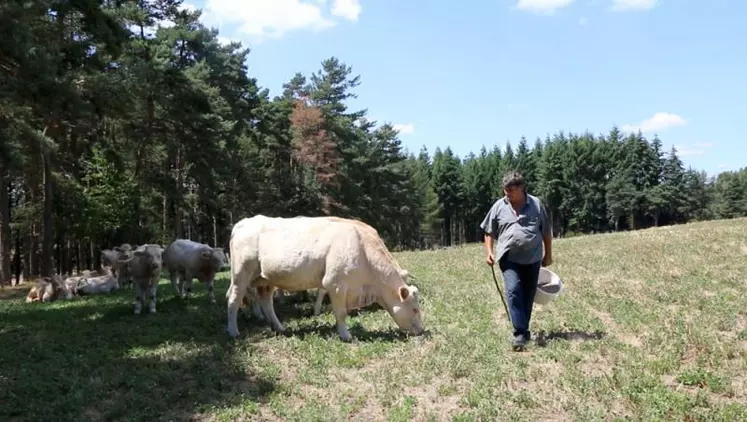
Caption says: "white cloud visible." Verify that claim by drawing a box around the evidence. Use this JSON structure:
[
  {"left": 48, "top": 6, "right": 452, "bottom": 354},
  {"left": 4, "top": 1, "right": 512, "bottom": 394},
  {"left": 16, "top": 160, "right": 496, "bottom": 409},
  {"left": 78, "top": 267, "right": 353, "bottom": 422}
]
[
  {"left": 331, "top": 0, "right": 361, "bottom": 21},
  {"left": 515, "top": 0, "right": 576, "bottom": 14},
  {"left": 201, "top": 0, "right": 360, "bottom": 42},
  {"left": 673, "top": 142, "right": 713, "bottom": 157},
  {"left": 578, "top": 16, "right": 588, "bottom": 25},
  {"left": 392, "top": 123, "right": 415, "bottom": 134},
  {"left": 609, "top": 0, "right": 657, "bottom": 11},
  {"left": 181, "top": 2, "right": 198, "bottom": 12},
  {"left": 621, "top": 112, "right": 687, "bottom": 133},
  {"left": 217, "top": 36, "right": 235, "bottom": 45},
  {"left": 674, "top": 146, "right": 704, "bottom": 157},
  {"left": 718, "top": 164, "right": 729, "bottom": 170}
]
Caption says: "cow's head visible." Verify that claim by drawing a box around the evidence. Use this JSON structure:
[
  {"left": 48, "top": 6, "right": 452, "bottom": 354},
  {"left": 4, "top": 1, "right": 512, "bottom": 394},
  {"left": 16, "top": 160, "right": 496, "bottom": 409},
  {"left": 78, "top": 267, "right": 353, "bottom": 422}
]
[
  {"left": 389, "top": 270, "right": 424, "bottom": 336},
  {"left": 211, "top": 247, "right": 229, "bottom": 269},
  {"left": 133, "top": 247, "right": 163, "bottom": 272}
]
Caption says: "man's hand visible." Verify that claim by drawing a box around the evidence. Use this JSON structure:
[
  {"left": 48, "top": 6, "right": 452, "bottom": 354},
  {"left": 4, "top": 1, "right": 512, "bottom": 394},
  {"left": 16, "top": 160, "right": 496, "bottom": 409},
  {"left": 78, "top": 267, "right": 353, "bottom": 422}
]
[
  {"left": 542, "top": 254, "right": 552, "bottom": 267},
  {"left": 484, "top": 233, "right": 495, "bottom": 266}
]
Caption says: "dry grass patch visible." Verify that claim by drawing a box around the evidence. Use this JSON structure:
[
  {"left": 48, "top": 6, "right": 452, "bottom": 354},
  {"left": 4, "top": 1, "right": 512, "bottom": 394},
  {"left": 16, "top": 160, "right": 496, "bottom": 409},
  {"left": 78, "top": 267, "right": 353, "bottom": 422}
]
[{"left": 1, "top": 217, "right": 747, "bottom": 421}]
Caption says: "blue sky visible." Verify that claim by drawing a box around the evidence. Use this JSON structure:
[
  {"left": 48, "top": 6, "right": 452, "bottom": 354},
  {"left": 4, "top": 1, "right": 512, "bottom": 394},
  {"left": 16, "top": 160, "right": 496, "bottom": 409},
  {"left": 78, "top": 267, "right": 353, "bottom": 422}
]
[{"left": 178, "top": 0, "right": 745, "bottom": 177}]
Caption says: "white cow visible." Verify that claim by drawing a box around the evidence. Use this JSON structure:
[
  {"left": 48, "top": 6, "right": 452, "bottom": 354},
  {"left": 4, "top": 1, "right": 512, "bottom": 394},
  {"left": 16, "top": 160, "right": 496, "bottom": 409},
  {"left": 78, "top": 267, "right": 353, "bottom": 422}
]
[
  {"left": 76, "top": 268, "right": 119, "bottom": 296},
  {"left": 225, "top": 215, "right": 425, "bottom": 342},
  {"left": 162, "top": 239, "right": 227, "bottom": 303}
]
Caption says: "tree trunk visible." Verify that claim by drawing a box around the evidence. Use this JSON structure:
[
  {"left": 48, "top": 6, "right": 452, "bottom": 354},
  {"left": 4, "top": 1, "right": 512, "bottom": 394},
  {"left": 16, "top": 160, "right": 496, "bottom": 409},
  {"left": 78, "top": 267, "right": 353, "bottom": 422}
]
[
  {"left": 24, "top": 229, "right": 33, "bottom": 280},
  {"left": 65, "top": 237, "right": 72, "bottom": 276},
  {"left": 76, "top": 240, "right": 82, "bottom": 274},
  {"left": 213, "top": 215, "right": 217, "bottom": 247},
  {"left": 0, "top": 167, "right": 10, "bottom": 285},
  {"left": 40, "top": 142, "right": 54, "bottom": 277},
  {"left": 14, "top": 229, "right": 22, "bottom": 286},
  {"left": 174, "top": 147, "right": 184, "bottom": 239},
  {"left": 162, "top": 192, "right": 168, "bottom": 244}
]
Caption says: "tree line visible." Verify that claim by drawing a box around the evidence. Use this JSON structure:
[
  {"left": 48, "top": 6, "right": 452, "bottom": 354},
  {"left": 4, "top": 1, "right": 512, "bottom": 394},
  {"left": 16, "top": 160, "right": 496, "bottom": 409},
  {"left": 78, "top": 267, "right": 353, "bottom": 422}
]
[{"left": 1, "top": 0, "right": 746, "bottom": 285}]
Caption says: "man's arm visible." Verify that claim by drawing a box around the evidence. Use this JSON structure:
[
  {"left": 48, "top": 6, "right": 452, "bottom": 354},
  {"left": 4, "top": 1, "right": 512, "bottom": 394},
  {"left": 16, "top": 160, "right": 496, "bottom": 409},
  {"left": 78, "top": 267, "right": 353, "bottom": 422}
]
[
  {"left": 484, "top": 233, "right": 494, "bottom": 257},
  {"left": 540, "top": 203, "right": 553, "bottom": 265},
  {"left": 480, "top": 203, "right": 498, "bottom": 265}
]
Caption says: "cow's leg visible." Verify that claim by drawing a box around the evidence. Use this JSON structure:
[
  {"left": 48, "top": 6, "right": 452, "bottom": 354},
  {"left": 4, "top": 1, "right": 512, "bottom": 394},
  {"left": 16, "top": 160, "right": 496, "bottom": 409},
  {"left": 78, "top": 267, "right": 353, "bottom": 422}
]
[
  {"left": 169, "top": 270, "right": 181, "bottom": 298},
  {"left": 274, "top": 288, "right": 285, "bottom": 305},
  {"left": 257, "top": 285, "right": 284, "bottom": 333},
  {"left": 205, "top": 273, "right": 216, "bottom": 304},
  {"left": 313, "top": 288, "right": 327, "bottom": 316},
  {"left": 183, "top": 271, "right": 194, "bottom": 300},
  {"left": 148, "top": 280, "right": 158, "bottom": 314},
  {"left": 248, "top": 287, "right": 265, "bottom": 320},
  {"left": 134, "top": 282, "right": 144, "bottom": 315},
  {"left": 326, "top": 287, "right": 352, "bottom": 342},
  {"left": 226, "top": 264, "right": 256, "bottom": 338}
]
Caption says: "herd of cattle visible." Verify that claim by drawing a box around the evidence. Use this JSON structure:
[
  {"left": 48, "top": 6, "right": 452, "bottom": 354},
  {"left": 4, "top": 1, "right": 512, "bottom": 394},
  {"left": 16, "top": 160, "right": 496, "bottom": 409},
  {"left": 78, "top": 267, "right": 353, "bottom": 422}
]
[
  {"left": 25, "top": 239, "right": 231, "bottom": 314},
  {"left": 23, "top": 215, "right": 427, "bottom": 342}
]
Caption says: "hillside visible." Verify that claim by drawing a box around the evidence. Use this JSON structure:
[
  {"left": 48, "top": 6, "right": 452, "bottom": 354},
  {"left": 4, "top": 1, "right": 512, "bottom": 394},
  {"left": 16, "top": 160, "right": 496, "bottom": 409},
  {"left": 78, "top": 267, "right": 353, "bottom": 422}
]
[{"left": 1, "top": 218, "right": 747, "bottom": 421}]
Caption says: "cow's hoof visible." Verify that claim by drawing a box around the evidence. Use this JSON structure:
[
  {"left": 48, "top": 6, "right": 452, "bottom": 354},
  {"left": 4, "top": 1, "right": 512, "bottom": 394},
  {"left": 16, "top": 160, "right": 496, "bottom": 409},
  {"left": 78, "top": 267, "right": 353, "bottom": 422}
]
[
  {"left": 338, "top": 330, "right": 353, "bottom": 343},
  {"left": 226, "top": 327, "right": 240, "bottom": 338},
  {"left": 134, "top": 309, "right": 141, "bottom": 315}
]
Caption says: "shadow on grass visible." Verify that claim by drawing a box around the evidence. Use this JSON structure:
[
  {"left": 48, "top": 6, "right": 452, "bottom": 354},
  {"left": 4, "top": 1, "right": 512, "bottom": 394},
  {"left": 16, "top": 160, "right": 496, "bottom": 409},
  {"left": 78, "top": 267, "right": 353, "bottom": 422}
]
[
  {"left": 0, "top": 286, "right": 28, "bottom": 301},
  {"left": 534, "top": 329, "right": 607, "bottom": 347},
  {"left": 272, "top": 298, "right": 383, "bottom": 322},
  {"left": 272, "top": 319, "right": 415, "bottom": 343},
  {"left": 0, "top": 291, "right": 276, "bottom": 421}
]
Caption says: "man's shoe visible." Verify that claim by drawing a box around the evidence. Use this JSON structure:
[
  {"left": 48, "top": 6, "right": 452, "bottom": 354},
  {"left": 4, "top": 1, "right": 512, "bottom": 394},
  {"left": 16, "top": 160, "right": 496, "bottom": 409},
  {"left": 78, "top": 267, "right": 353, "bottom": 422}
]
[{"left": 511, "top": 334, "right": 528, "bottom": 352}]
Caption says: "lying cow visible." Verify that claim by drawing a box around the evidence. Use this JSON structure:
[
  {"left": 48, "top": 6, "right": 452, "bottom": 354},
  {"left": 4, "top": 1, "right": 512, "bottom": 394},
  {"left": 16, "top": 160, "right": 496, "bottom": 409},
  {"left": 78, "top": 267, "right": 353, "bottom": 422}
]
[
  {"left": 76, "top": 268, "right": 119, "bottom": 296},
  {"left": 117, "top": 244, "right": 164, "bottom": 314},
  {"left": 61, "top": 275, "right": 87, "bottom": 299},
  {"left": 162, "top": 239, "right": 227, "bottom": 303},
  {"left": 25, "top": 275, "right": 66, "bottom": 303},
  {"left": 225, "top": 215, "right": 425, "bottom": 342}
]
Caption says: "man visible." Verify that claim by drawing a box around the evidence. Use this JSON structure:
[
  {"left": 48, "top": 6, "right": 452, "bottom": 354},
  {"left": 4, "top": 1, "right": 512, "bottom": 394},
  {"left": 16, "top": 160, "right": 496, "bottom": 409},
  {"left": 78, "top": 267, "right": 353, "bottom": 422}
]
[{"left": 480, "top": 171, "right": 553, "bottom": 351}]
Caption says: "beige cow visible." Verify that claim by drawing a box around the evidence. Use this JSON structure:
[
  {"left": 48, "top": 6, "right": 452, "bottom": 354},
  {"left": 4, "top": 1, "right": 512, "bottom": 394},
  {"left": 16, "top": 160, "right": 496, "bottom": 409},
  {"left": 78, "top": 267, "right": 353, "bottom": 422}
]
[
  {"left": 25, "top": 275, "right": 66, "bottom": 303},
  {"left": 225, "top": 215, "right": 425, "bottom": 342}
]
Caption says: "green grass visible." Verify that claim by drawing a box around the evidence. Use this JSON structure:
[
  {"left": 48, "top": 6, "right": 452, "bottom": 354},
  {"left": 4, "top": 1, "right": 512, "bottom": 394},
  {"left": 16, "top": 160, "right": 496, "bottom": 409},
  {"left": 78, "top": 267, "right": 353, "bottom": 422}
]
[{"left": 2, "top": 218, "right": 747, "bottom": 421}]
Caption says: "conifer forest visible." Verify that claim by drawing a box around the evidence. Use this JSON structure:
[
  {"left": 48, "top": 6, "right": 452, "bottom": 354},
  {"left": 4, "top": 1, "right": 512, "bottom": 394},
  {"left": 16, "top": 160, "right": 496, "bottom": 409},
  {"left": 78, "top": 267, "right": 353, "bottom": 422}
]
[{"left": 1, "top": 0, "right": 746, "bottom": 285}]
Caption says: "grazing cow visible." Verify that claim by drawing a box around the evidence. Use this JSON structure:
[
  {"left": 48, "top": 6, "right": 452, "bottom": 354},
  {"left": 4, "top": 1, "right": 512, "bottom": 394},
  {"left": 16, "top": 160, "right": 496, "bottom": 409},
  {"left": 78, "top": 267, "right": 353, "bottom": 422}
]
[
  {"left": 118, "top": 244, "right": 164, "bottom": 314},
  {"left": 162, "top": 239, "right": 227, "bottom": 303},
  {"left": 225, "top": 215, "right": 425, "bottom": 342},
  {"left": 25, "top": 275, "right": 66, "bottom": 303}
]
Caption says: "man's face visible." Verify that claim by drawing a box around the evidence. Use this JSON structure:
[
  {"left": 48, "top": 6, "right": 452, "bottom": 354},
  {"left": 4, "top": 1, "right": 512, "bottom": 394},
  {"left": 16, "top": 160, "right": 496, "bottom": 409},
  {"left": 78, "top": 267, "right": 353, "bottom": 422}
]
[{"left": 503, "top": 185, "right": 524, "bottom": 203}]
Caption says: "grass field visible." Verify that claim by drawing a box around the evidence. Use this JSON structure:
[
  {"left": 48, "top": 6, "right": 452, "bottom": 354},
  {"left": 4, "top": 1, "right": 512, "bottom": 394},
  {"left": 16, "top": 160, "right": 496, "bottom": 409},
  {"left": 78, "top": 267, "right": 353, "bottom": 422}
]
[{"left": 2, "top": 218, "right": 747, "bottom": 421}]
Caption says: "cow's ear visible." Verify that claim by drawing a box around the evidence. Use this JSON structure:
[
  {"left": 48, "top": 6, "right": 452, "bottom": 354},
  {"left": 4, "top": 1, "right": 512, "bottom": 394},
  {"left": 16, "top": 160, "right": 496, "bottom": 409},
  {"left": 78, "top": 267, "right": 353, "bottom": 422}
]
[{"left": 399, "top": 285, "right": 410, "bottom": 301}]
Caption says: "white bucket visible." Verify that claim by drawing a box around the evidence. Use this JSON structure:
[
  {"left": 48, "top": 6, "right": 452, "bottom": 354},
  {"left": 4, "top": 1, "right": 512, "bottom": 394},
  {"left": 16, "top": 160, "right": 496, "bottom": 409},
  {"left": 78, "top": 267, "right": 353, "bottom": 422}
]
[{"left": 534, "top": 267, "right": 563, "bottom": 305}]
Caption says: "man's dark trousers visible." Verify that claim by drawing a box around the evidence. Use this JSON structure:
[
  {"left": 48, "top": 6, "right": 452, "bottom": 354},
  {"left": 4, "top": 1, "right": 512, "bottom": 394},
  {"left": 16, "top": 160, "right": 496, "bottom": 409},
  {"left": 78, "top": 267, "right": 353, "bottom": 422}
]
[{"left": 499, "top": 254, "right": 541, "bottom": 341}]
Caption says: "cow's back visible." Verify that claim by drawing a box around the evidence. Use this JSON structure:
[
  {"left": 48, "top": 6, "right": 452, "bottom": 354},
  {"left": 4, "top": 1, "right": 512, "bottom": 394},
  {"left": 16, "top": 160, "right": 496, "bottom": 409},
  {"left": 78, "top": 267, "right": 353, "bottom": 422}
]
[
  {"left": 164, "top": 239, "right": 198, "bottom": 267},
  {"left": 231, "top": 216, "right": 367, "bottom": 290}
]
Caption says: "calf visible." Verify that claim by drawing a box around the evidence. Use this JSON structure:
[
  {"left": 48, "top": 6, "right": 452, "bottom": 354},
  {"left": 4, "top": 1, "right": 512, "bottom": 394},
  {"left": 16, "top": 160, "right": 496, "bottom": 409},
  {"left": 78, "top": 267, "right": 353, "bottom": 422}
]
[
  {"left": 162, "top": 239, "right": 226, "bottom": 304},
  {"left": 118, "top": 244, "right": 164, "bottom": 314}
]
